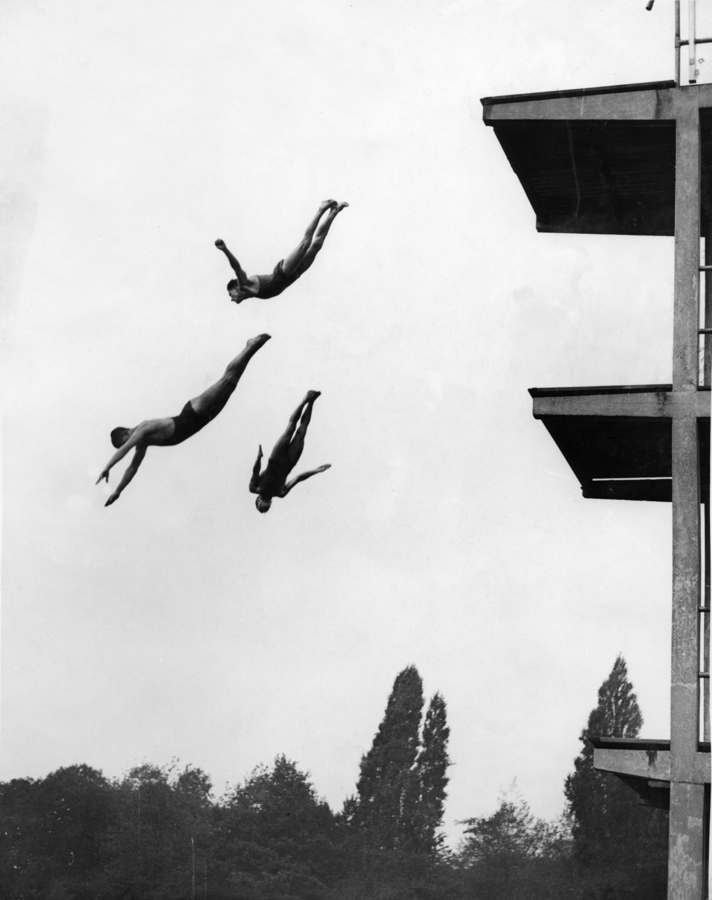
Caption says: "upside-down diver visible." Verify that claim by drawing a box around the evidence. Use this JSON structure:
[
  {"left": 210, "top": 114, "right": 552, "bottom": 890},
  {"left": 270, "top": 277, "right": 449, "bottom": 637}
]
[{"left": 250, "top": 391, "right": 331, "bottom": 513}]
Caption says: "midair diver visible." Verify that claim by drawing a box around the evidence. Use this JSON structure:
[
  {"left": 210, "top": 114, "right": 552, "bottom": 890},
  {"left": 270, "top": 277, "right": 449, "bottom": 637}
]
[
  {"left": 215, "top": 199, "right": 349, "bottom": 304},
  {"left": 96, "top": 334, "right": 271, "bottom": 506},
  {"left": 250, "top": 391, "right": 330, "bottom": 513}
]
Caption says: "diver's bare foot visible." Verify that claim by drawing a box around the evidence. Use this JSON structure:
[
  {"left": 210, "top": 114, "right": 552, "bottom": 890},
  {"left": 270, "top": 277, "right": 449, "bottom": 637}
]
[
  {"left": 215, "top": 238, "right": 226, "bottom": 249},
  {"left": 247, "top": 333, "right": 272, "bottom": 349},
  {"left": 319, "top": 200, "right": 337, "bottom": 212},
  {"left": 334, "top": 201, "right": 349, "bottom": 212},
  {"left": 305, "top": 390, "right": 321, "bottom": 402},
  {"left": 316, "top": 464, "right": 331, "bottom": 473}
]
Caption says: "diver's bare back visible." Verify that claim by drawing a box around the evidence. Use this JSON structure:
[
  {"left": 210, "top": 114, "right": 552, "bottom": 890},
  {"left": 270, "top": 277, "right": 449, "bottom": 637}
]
[
  {"left": 133, "top": 418, "right": 176, "bottom": 446},
  {"left": 256, "top": 455, "right": 294, "bottom": 498}
]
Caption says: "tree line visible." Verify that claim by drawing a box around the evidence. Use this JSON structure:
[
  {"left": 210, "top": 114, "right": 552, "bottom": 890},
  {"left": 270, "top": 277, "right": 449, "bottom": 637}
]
[{"left": 0, "top": 658, "right": 668, "bottom": 899}]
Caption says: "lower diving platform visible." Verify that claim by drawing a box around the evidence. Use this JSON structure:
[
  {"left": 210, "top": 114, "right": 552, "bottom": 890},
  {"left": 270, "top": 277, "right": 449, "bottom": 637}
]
[
  {"left": 529, "top": 384, "right": 710, "bottom": 502},
  {"left": 591, "top": 737, "right": 711, "bottom": 810}
]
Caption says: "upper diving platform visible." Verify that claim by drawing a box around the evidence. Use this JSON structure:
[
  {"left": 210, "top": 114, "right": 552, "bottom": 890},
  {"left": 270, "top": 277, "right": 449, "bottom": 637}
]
[{"left": 480, "top": 80, "right": 712, "bottom": 236}]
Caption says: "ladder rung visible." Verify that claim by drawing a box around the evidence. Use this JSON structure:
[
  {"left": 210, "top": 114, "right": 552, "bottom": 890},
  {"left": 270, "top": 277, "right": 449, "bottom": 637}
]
[
  {"left": 699, "top": 266, "right": 712, "bottom": 271},
  {"left": 700, "top": 672, "right": 710, "bottom": 679},
  {"left": 700, "top": 606, "right": 711, "bottom": 612},
  {"left": 699, "top": 329, "right": 712, "bottom": 334},
  {"left": 679, "top": 36, "right": 712, "bottom": 46}
]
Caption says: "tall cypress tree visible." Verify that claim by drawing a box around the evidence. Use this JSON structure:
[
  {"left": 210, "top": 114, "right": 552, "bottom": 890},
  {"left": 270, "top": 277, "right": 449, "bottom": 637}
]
[
  {"left": 350, "top": 665, "right": 424, "bottom": 850},
  {"left": 412, "top": 692, "right": 450, "bottom": 853},
  {"left": 564, "top": 655, "right": 667, "bottom": 898},
  {"left": 348, "top": 667, "right": 451, "bottom": 859}
]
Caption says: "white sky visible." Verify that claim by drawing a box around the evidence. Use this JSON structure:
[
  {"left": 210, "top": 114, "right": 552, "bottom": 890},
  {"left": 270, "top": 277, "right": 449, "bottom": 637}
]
[{"left": 2, "top": 0, "right": 706, "bottom": 844}]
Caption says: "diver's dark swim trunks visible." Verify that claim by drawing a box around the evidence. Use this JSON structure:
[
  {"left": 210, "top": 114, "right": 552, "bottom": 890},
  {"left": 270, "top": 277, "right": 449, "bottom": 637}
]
[
  {"left": 256, "top": 259, "right": 303, "bottom": 299},
  {"left": 164, "top": 401, "right": 210, "bottom": 446}
]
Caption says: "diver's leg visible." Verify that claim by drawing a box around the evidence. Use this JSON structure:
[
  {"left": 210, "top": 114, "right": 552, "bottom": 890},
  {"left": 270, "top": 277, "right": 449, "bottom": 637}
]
[
  {"left": 281, "top": 201, "right": 336, "bottom": 276},
  {"left": 287, "top": 391, "right": 320, "bottom": 465},
  {"left": 191, "top": 334, "right": 271, "bottom": 419},
  {"left": 292, "top": 202, "right": 348, "bottom": 275},
  {"left": 270, "top": 391, "right": 318, "bottom": 460}
]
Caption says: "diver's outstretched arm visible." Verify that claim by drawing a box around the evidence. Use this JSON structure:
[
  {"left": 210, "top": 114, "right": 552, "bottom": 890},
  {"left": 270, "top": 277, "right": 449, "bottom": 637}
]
[
  {"left": 96, "top": 423, "right": 152, "bottom": 484},
  {"left": 105, "top": 446, "right": 147, "bottom": 506},
  {"left": 281, "top": 464, "right": 331, "bottom": 496},
  {"left": 215, "top": 239, "right": 249, "bottom": 282},
  {"left": 249, "top": 445, "right": 263, "bottom": 494}
]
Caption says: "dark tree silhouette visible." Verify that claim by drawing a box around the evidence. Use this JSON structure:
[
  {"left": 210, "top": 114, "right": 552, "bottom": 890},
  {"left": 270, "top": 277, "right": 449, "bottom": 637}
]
[
  {"left": 0, "top": 765, "right": 115, "bottom": 900},
  {"left": 458, "top": 785, "right": 572, "bottom": 900},
  {"left": 338, "top": 667, "right": 454, "bottom": 900},
  {"left": 412, "top": 692, "right": 450, "bottom": 853},
  {"left": 214, "top": 755, "right": 340, "bottom": 900},
  {"left": 564, "top": 654, "right": 668, "bottom": 899},
  {"left": 349, "top": 665, "right": 425, "bottom": 850}
]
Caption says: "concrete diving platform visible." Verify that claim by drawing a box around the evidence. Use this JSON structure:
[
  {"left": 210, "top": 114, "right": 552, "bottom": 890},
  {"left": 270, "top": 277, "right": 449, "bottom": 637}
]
[
  {"left": 590, "top": 736, "right": 711, "bottom": 810},
  {"left": 529, "top": 384, "right": 711, "bottom": 502},
  {"left": 481, "top": 79, "right": 712, "bottom": 237}
]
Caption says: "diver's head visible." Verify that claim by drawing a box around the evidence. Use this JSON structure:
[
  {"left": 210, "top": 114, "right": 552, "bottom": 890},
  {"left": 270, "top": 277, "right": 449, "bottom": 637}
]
[
  {"left": 110, "top": 427, "right": 132, "bottom": 448},
  {"left": 227, "top": 279, "right": 244, "bottom": 304}
]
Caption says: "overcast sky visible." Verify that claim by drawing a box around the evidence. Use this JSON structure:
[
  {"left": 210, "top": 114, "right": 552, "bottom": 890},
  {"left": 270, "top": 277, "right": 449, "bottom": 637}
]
[{"left": 3, "top": 0, "right": 706, "bottom": 844}]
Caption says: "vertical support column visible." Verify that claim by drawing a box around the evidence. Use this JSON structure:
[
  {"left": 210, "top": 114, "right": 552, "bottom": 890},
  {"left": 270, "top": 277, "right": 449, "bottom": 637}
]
[
  {"left": 674, "top": 98, "right": 701, "bottom": 392},
  {"left": 669, "top": 783, "right": 706, "bottom": 896},
  {"left": 669, "top": 96, "right": 706, "bottom": 900},
  {"left": 671, "top": 410, "right": 701, "bottom": 777}
]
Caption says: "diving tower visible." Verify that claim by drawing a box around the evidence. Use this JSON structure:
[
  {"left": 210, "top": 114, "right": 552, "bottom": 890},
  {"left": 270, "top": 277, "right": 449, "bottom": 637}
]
[{"left": 483, "top": 77, "right": 711, "bottom": 899}]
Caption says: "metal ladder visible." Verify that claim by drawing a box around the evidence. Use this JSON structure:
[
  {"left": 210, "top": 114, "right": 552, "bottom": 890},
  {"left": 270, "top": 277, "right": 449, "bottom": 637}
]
[
  {"left": 700, "top": 237, "right": 712, "bottom": 742},
  {"left": 676, "top": 0, "right": 712, "bottom": 85}
]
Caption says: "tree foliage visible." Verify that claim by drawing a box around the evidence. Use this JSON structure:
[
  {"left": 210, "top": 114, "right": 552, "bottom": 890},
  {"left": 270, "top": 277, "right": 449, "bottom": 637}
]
[
  {"left": 92, "top": 761, "right": 216, "bottom": 900},
  {"left": 414, "top": 691, "right": 451, "bottom": 853},
  {"left": 336, "top": 667, "right": 454, "bottom": 899},
  {"left": 214, "top": 754, "right": 340, "bottom": 899},
  {"left": 458, "top": 785, "right": 573, "bottom": 900},
  {"left": 5, "top": 660, "right": 672, "bottom": 900},
  {"left": 347, "top": 665, "right": 451, "bottom": 861},
  {"left": 350, "top": 665, "right": 425, "bottom": 850},
  {"left": 564, "top": 654, "right": 668, "bottom": 899},
  {"left": 0, "top": 765, "right": 115, "bottom": 900}
]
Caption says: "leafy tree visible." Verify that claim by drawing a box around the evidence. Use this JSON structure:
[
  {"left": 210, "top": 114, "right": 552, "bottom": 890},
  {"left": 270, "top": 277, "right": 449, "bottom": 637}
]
[
  {"left": 214, "top": 755, "right": 340, "bottom": 900},
  {"left": 0, "top": 765, "right": 115, "bottom": 900},
  {"left": 457, "top": 785, "right": 572, "bottom": 900},
  {"left": 0, "top": 776, "right": 40, "bottom": 899},
  {"left": 564, "top": 654, "right": 668, "bottom": 899},
  {"left": 96, "top": 762, "right": 215, "bottom": 900}
]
